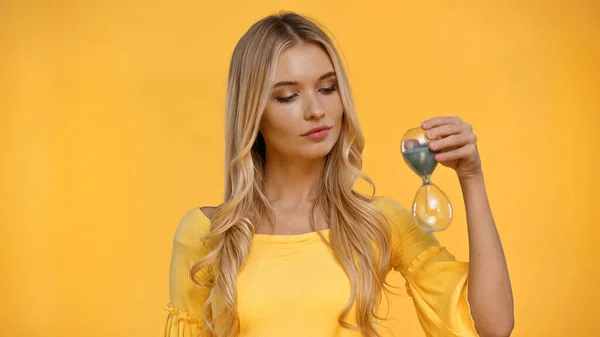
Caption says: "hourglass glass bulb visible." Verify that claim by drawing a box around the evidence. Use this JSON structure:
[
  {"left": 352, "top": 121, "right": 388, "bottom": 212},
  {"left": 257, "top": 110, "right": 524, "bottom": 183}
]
[
  {"left": 401, "top": 126, "right": 454, "bottom": 232},
  {"left": 401, "top": 128, "right": 439, "bottom": 178},
  {"left": 411, "top": 180, "right": 453, "bottom": 233}
]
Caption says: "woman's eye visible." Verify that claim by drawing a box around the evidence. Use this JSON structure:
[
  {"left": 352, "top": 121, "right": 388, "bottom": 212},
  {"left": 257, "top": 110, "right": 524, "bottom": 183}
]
[
  {"left": 276, "top": 94, "right": 297, "bottom": 103},
  {"left": 320, "top": 86, "right": 337, "bottom": 94}
]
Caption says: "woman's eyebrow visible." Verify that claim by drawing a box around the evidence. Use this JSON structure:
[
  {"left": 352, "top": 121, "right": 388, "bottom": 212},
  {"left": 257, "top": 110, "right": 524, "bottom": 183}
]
[{"left": 272, "top": 71, "right": 337, "bottom": 88}]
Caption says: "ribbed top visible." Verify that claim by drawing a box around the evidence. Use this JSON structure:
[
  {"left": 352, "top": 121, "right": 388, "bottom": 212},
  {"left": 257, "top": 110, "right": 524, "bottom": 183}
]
[{"left": 164, "top": 196, "right": 479, "bottom": 337}]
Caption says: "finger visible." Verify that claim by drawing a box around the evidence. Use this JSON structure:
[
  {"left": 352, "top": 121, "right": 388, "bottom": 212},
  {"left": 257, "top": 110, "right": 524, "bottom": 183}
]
[
  {"left": 421, "top": 116, "right": 462, "bottom": 129},
  {"left": 403, "top": 138, "right": 421, "bottom": 150},
  {"left": 434, "top": 144, "right": 477, "bottom": 162},
  {"left": 428, "top": 133, "right": 475, "bottom": 151},
  {"left": 425, "top": 122, "right": 471, "bottom": 140}
]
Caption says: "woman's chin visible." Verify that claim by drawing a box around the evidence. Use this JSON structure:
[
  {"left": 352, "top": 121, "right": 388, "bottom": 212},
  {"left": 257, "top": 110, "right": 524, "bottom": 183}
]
[{"left": 300, "top": 144, "right": 335, "bottom": 160}]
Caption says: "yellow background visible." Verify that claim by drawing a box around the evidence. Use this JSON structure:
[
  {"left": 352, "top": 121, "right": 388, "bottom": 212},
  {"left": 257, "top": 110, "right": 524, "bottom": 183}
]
[{"left": 1, "top": 1, "right": 598, "bottom": 336}]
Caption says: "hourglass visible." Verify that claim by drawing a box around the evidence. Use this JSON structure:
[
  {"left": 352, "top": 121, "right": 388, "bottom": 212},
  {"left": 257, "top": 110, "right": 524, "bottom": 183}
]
[{"left": 401, "top": 127, "right": 453, "bottom": 232}]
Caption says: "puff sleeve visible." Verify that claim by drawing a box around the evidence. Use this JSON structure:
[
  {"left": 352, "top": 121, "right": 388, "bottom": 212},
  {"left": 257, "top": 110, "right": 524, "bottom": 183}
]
[
  {"left": 375, "top": 196, "right": 479, "bottom": 337},
  {"left": 164, "top": 207, "right": 213, "bottom": 337}
]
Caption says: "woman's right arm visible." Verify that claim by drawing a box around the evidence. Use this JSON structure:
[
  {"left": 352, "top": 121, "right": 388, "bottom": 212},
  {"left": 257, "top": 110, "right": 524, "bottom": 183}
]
[{"left": 164, "top": 207, "right": 213, "bottom": 337}]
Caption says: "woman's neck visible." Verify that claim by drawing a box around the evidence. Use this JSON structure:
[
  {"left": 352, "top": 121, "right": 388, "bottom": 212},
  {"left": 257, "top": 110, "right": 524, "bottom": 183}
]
[{"left": 263, "top": 155, "right": 325, "bottom": 207}]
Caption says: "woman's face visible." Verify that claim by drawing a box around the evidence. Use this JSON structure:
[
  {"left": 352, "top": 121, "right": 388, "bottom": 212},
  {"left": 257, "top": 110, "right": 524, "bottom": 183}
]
[{"left": 260, "top": 43, "right": 343, "bottom": 160}]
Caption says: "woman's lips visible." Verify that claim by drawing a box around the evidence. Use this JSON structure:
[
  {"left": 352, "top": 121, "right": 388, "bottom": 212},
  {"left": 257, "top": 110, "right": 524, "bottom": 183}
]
[{"left": 304, "top": 128, "right": 330, "bottom": 140}]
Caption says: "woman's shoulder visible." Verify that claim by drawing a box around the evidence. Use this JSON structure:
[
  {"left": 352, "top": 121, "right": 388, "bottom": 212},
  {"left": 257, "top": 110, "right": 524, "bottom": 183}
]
[
  {"left": 198, "top": 206, "right": 216, "bottom": 220},
  {"left": 370, "top": 195, "right": 415, "bottom": 236},
  {"left": 171, "top": 205, "right": 215, "bottom": 248},
  {"left": 371, "top": 195, "right": 409, "bottom": 216}
]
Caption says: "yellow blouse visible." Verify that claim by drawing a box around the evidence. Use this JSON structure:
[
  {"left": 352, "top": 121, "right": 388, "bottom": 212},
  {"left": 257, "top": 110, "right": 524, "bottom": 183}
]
[{"left": 164, "top": 196, "right": 479, "bottom": 337}]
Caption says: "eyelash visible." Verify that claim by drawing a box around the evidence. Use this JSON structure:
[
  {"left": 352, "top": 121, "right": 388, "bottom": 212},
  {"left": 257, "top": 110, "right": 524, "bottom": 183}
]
[{"left": 276, "top": 86, "right": 337, "bottom": 103}]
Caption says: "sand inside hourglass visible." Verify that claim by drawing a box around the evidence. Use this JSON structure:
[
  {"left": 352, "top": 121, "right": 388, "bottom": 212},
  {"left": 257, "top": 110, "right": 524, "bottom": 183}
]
[{"left": 402, "top": 142, "right": 438, "bottom": 177}]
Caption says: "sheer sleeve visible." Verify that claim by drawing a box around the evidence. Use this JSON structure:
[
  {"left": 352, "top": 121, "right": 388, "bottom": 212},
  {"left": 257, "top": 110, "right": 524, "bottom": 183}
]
[
  {"left": 374, "top": 196, "right": 479, "bottom": 337},
  {"left": 164, "top": 207, "right": 213, "bottom": 337}
]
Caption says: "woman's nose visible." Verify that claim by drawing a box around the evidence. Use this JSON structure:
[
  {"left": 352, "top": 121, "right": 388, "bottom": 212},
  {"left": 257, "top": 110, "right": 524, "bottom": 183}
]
[{"left": 304, "top": 93, "right": 325, "bottom": 120}]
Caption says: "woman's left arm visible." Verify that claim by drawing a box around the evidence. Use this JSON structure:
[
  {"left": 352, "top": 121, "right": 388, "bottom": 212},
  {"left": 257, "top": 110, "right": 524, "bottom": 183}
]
[{"left": 422, "top": 116, "right": 514, "bottom": 337}]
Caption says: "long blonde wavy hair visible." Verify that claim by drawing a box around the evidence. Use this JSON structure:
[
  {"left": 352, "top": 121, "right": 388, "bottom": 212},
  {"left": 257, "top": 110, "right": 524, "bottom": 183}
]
[{"left": 191, "top": 11, "right": 395, "bottom": 337}]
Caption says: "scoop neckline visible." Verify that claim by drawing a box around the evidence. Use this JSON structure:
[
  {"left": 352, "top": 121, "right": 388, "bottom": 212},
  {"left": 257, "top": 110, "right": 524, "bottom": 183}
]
[{"left": 195, "top": 206, "right": 330, "bottom": 241}]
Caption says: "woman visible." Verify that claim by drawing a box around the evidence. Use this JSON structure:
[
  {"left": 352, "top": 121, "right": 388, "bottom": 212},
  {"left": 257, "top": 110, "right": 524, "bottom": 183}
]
[{"left": 164, "top": 11, "right": 514, "bottom": 337}]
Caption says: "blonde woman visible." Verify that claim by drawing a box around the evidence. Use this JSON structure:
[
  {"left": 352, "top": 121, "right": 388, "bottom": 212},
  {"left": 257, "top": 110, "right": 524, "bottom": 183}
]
[{"left": 164, "top": 11, "right": 513, "bottom": 337}]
